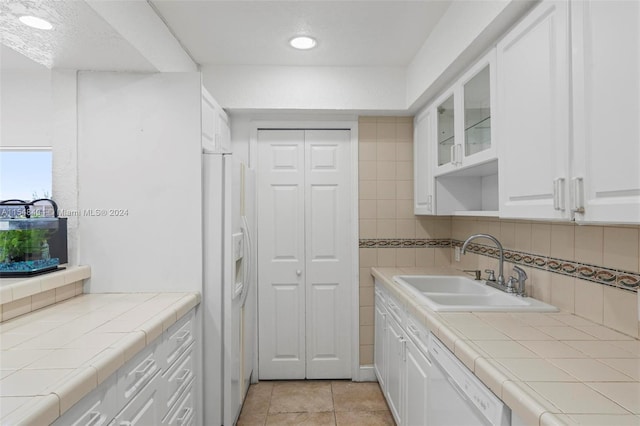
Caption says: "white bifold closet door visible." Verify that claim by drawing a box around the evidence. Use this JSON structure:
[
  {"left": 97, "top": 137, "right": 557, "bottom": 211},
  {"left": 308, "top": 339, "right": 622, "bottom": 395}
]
[{"left": 257, "top": 129, "right": 352, "bottom": 380}]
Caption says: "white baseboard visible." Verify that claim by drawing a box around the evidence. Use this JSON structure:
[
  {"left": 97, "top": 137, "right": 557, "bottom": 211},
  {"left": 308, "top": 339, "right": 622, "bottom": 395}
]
[{"left": 355, "top": 365, "right": 377, "bottom": 382}]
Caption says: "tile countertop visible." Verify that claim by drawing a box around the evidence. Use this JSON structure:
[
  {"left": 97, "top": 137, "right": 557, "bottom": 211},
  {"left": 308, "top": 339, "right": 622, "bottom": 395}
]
[
  {"left": 372, "top": 267, "right": 640, "bottom": 426},
  {"left": 0, "top": 292, "right": 200, "bottom": 425}
]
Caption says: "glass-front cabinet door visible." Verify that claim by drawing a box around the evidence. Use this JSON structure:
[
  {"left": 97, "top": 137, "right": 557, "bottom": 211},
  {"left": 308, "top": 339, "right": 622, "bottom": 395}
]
[
  {"left": 432, "top": 49, "right": 497, "bottom": 176},
  {"left": 436, "top": 94, "right": 455, "bottom": 166},
  {"left": 463, "top": 65, "right": 491, "bottom": 157}
]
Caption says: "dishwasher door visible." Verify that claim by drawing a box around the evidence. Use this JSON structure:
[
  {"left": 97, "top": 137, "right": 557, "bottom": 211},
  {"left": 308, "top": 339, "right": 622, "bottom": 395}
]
[
  {"left": 427, "top": 354, "right": 489, "bottom": 425},
  {"left": 428, "top": 334, "right": 510, "bottom": 426}
]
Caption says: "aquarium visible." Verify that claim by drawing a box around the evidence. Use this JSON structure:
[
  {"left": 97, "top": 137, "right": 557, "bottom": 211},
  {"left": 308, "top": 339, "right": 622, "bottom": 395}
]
[{"left": 0, "top": 199, "right": 65, "bottom": 277}]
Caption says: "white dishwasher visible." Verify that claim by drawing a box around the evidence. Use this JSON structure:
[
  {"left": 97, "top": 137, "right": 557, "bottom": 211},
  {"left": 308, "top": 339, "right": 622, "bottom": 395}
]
[{"left": 428, "top": 333, "right": 511, "bottom": 426}]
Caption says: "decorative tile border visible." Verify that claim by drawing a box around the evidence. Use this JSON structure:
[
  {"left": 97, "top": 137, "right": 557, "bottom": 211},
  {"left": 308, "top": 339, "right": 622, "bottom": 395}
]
[
  {"left": 358, "top": 238, "right": 639, "bottom": 293},
  {"left": 359, "top": 239, "right": 451, "bottom": 249},
  {"left": 451, "top": 240, "right": 639, "bottom": 293}
]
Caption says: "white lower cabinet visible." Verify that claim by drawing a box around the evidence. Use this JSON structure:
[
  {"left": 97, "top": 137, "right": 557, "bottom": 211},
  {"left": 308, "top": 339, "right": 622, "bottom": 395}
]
[
  {"left": 111, "top": 371, "right": 164, "bottom": 426},
  {"left": 403, "top": 315, "right": 431, "bottom": 426},
  {"left": 163, "top": 378, "right": 196, "bottom": 426},
  {"left": 162, "top": 343, "right": 195, "bottom": 416},
  {"left": 163, "top": 311, "right": 196, "bottom": 370},
  {"left": 385, "top": 315, "right": 404, "bottom": 425},
  {"left": 117, "top": 340, "right": 162, "bottom": 410},
  {"left": 373, "top": 281, "right": 436, "bottom": 426},
  {"left": 373, "top": 288, "right": 387, "bottom": 389},
  {"left": 375, "top": 280, "right": 433, "bottom": 426},
  {"left": 54, "top": 308, "right": 199, "bottom": 426},
  {"left": 52, "top": 376, "right": 117, "bottom": 426}
]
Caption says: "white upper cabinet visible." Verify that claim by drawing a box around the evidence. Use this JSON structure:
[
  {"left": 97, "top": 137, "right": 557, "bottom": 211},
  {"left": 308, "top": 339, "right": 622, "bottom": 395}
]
[
  {"left": 414, "top": 108, "right": 435, "bottom": 215},
  {"left": 571, "top": 0, "right": 640, "bottom": 223},
  {"left": 497, "top": 0, "right": 571, "bottom": 220},
  {"left": 413, "top": 50, "right": 499, "bottom": 216},
  {"left": 434, "top": 50, "right": 497, "bottom": 176},
  {"left": 435, "top": 90, "right": 457, "bottom": 172},
  {"left": 413, "top": 0, "right": 639, "bottom": 222},
  {"left": 202, "top": 87, "right": 231, "bottom": 153}
]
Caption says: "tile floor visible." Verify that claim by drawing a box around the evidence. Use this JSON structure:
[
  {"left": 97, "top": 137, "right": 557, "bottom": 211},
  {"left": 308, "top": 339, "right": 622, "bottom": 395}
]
[{"left": 236, "top": 380, "right": 395, "bottom": 426}]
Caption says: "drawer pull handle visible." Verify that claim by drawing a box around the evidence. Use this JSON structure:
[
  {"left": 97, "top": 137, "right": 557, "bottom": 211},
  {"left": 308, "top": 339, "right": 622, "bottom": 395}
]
[
  {"left": 408, "top": 324, "right": 420, "bottom": 336},
  {"left": 134, "top": 358, "right": 155, "bottom": 378},
  {"left": 87, "top": 411, "right": 102, "bottom": 426},
  {"left": 175, "top": 330, "right": 190, "bottom": 342},
  {"left": 177, "top": 369, "right": 190, "bottom": 383},
  {"left": 120, "top": 422, "right": 133, "bottom": 426},
  {"left": 177, "top": 407, "right": 193, "bottom": 425}
]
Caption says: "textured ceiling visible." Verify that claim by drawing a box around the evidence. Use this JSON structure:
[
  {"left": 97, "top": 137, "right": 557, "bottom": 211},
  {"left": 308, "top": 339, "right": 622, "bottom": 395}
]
[
  {"left": 151, "top": 0, "right": 452, "bottom": 67},
  {"left": 0, "top": 1, "right": 453, "bottom": 71},
  {"left": 0, "top": 0, "right": 155, "bottom": 71}
]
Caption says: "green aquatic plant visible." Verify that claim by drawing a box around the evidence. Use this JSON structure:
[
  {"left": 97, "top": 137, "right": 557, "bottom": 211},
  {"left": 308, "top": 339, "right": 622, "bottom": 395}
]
[{"left": 0, "top": 228, "right": 51, "bottom": 263}]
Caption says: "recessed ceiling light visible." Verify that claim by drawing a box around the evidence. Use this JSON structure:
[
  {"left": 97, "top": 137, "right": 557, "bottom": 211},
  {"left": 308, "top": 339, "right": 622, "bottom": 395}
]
[
  {"left": 19, "top": 16, "right": 53, "bottom": 30},
  {"left": 289, "top": 36, "right": 317, "bottom": 50}
]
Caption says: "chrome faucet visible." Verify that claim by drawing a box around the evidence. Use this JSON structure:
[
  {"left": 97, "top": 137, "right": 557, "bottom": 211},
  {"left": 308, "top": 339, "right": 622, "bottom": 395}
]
[{"left": 461, "top": 234, "right": 506, "bottom": 287}]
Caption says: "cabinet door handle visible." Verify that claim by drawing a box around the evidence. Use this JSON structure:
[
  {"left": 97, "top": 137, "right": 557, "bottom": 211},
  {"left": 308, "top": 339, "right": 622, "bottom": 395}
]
[
  {"left": 553, "top": 178, "right": 565, "bottom": 211},
  {"left": 134, "top": 358, "right": 155, "bottom": 378},
  {"left": 177, "top": 407, "right": 193, "bottom": 425},
  {"left": 175, "top": 330, "right": 190, "bottom": 342},
  {"left": 86, "top": 411, "right": 102, "bottom": 426},
  {"left": 571, "top": 177, "right": 585, "bottom": 213},
  {"left": 407, "top": 324, "right": 420, "bottom": 337},
  {"left": 177, "top": 369, "right": 191, "bottom": 383},
  {"left": 427, "top": 195, "right": 433, "bottom": 212},
  {"left": 456, "top": 144, "right": 463, "bottom": 165}
]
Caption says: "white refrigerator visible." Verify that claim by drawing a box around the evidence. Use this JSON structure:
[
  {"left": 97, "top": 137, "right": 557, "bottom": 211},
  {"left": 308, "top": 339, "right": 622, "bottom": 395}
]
[{"left": 202, "top": 149, "right": 254, "bottom": 426}]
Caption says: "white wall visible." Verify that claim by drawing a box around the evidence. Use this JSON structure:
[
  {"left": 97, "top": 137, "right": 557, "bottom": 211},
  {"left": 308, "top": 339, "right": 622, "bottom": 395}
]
[
  {"left": 77, "top": 72, "right": 203, "bottom": 293},
  {"left": 202, "top": 65, "right": 406, "bottom": 112},
  {"left": 406, "top": 0, "right": 537, "bottom": 110},
  {"left": 1, "top": 70, "right": 52, "bottom": 147},
  {"left": 203, "top": 1, "right": 536, "bottom": 113},
  {"left": 51, "top": 70, "right": 80, "bottom": 265},
  {"left": 0, "top": 60, "right": 81, "bottom": 265}
]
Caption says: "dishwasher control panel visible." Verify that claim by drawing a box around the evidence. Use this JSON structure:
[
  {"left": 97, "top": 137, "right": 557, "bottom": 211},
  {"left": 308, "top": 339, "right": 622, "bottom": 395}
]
[{"left": 429, "top": 334, "right": 511, "bottom": 426}]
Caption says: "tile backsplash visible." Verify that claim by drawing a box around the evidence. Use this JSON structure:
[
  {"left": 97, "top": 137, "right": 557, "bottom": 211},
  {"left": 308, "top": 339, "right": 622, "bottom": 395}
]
[
  {"left": 358, "top": 116, "right": 640, "bottom": 366},
  {"left": 450, "top": 217, "right": 640, "bottom": 339}
]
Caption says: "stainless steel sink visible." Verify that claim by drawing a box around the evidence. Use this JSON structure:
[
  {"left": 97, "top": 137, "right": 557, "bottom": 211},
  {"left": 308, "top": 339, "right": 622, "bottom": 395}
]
[{"left": 393, "top": 275, "right": 558, "bottom": 312}]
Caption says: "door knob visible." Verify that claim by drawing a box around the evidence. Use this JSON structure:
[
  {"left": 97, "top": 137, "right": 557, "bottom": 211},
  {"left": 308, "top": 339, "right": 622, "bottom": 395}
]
[{"left": 296, "top": 269, "right": 302, "bottom": 276}]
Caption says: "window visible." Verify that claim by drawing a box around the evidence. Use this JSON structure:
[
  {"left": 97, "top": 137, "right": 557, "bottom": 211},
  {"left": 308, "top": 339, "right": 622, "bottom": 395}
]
[{"left": 0, "top": 148, "right": 52, "bottom": 201}]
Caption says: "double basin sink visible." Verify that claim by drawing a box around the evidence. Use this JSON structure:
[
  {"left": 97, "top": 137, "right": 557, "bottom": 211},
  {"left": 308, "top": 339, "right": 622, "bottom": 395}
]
[{"left": 393, "top": 275, "right": 558, "bottom": 312}]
